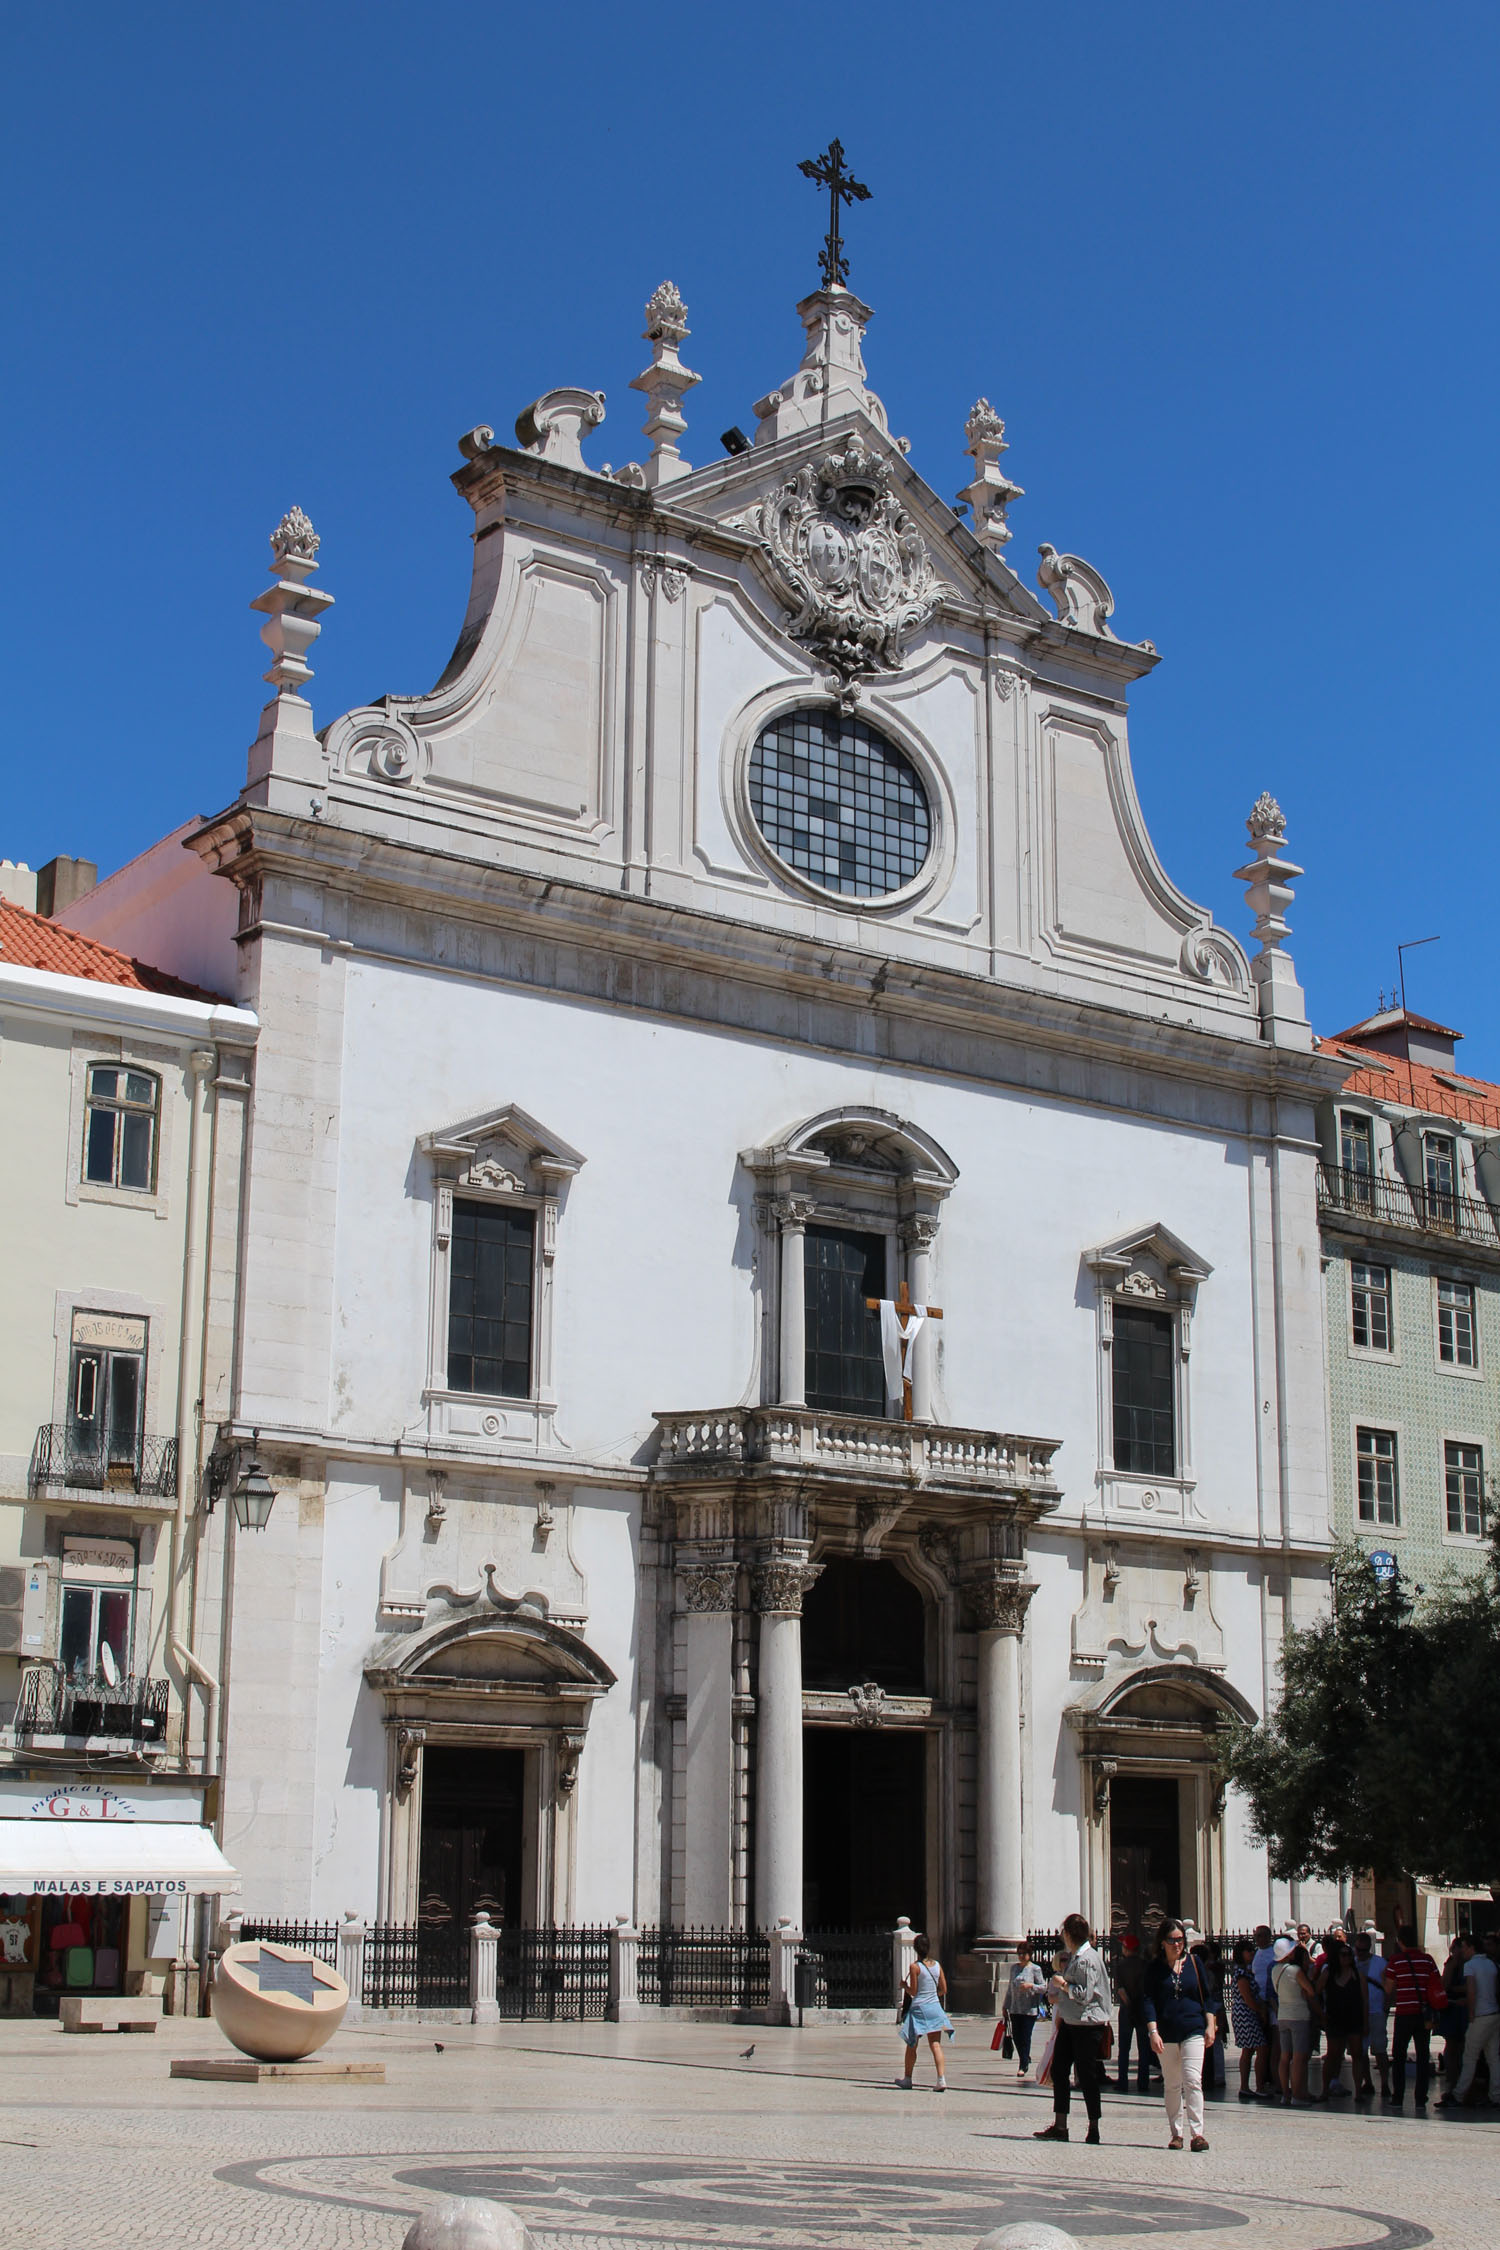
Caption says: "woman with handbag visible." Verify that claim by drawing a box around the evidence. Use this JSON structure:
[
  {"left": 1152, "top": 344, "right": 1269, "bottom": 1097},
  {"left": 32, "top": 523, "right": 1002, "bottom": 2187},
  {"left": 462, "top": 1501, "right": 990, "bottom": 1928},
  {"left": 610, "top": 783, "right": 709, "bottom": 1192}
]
[
  {"left": 1001, "top": 1941, "right": 1047, "bottom": 2080},
  {"left": 896, "top": 1933, "right": 953, "bottom": 2091},
  {"left": 1141, "top": 1918, "right": 1217, "bottom": 2151}
]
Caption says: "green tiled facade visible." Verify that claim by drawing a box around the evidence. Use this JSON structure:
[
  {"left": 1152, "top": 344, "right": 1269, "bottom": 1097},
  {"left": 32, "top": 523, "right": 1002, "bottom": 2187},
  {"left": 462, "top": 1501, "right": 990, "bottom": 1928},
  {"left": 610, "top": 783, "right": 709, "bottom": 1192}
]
[{"left": 1322, "top": 1231, "right": 1497, "bottom": 1587}]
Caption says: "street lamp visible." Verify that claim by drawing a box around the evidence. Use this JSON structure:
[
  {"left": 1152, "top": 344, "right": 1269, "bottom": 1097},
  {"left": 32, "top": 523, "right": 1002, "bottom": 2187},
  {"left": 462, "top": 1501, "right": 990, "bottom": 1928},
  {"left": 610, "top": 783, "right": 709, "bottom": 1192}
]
[{"left": 230, "top": 1432, "right": 276, "bottom": 1532}]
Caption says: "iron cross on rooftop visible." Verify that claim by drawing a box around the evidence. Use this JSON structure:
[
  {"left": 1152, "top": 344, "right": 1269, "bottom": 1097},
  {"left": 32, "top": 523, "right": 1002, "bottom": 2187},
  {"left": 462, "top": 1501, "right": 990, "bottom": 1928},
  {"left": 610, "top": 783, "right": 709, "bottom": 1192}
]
[{"left": 798, "top": 139, "right": 872, "bottom": 290}]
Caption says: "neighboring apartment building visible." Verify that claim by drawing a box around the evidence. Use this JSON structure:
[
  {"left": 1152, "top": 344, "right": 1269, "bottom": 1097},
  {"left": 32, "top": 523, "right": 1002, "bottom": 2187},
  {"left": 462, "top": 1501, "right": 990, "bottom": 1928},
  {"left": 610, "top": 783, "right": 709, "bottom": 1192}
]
[
  {"left": 0, "top": 901, "right": 254, "bottom": 2014},
  {"left": 1315, "top": 1005, "right": 1499, "bottom": 1942}
]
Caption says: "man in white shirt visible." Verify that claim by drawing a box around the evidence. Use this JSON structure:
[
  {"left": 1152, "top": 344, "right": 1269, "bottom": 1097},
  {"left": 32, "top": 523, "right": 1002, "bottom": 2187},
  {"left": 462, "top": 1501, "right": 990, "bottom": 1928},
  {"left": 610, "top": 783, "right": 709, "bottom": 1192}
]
[{"left": 1442, "top": 1937, "right": 1500, "bottom": 2107}]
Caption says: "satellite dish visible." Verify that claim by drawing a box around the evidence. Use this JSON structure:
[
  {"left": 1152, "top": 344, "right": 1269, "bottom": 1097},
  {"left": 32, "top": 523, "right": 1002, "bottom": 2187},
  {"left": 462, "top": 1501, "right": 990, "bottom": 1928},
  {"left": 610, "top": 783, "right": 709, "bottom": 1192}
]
[{"left": 99, "top": 1642, "right": 119, "bottom": 1688}]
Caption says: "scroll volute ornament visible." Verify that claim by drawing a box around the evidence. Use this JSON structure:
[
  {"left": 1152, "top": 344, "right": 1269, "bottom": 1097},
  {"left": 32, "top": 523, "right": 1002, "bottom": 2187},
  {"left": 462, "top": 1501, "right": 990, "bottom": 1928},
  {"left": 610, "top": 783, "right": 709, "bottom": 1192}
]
[
  {"left": 967, "top": 1570, "right": 1037, "bottom": 1635},
  {"left": 680, "top": 1562, "right": 739, "bottom": 1614},
  {"left": 750, "top": 1557, "right": 823, "bottom": 1616}
]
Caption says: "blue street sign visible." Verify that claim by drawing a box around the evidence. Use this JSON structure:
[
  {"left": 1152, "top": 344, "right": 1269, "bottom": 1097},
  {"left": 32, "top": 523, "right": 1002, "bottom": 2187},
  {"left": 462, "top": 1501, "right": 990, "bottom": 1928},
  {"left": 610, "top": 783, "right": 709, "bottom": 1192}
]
[{"left": 1369, "top": 1549, "right": 1398, "bottom": 1583}]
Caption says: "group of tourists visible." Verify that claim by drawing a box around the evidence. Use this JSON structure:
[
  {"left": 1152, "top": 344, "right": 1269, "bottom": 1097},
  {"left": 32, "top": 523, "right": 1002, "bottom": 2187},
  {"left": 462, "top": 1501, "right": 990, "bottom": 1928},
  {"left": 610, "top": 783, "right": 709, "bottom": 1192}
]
[{"left": 891, "top": 1911, "right": 1500, "bottom": 2145}]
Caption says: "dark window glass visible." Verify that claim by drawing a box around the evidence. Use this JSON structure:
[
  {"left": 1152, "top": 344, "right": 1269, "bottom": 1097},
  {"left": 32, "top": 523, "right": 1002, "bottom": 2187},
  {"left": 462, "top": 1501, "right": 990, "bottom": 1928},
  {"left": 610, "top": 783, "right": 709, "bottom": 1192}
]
[
  {"left": 1437, "top": 1278, "right": 1476, "bottom": 1367},
  {"left": 60, "top": 1586, "right": 94, "bottom": 1675},
  {"left": 1356, "top": 1427, "right": 1399, "bottom": 1525},
  {"left": 1112, "top": 1306, "right": 1175, "bottom": 1476},
  {"left": 748, "top": 707, "right": 931, "bottom": 899},
  {"left": 447, "top": 1200, "right": 535, "bottom": 1398},
  {"left": 1351, "top": 1260, "right": 1392, "bottom": 1351},
  {"left": 804, "top": 1225, "right": 886, "bottom": 1414},
  {"left": 1445, "top": 1441, "right": 1483, "bottom": 1537},
  {"left": 1339, "top": 1113, "right": 1373, "bottom": 1175},
  {"left": 83, "top": 1063, "right": 158, "bottom": 1190}
]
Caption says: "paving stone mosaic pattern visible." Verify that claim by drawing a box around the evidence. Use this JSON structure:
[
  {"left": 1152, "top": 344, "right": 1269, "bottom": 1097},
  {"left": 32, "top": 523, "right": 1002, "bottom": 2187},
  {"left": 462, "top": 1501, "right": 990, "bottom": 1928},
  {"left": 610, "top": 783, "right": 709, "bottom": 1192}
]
[{"left": 0, "top": 2016, "right": 1493, "bottom": 2250}]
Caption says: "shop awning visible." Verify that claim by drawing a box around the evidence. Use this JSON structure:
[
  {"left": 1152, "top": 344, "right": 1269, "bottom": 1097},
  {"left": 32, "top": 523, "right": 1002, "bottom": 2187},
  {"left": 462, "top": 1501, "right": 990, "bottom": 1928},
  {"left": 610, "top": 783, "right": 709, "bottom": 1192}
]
[{"left": 0, "top": 1822, "right": 240, "bottom": 1895}]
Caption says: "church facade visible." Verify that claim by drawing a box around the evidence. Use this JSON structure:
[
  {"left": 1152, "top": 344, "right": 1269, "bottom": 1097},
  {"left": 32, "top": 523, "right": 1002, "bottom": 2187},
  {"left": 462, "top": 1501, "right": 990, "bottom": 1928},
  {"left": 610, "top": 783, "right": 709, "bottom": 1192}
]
[{"left": 64, "top": 255, "right": 1347, "bottom": 1968}]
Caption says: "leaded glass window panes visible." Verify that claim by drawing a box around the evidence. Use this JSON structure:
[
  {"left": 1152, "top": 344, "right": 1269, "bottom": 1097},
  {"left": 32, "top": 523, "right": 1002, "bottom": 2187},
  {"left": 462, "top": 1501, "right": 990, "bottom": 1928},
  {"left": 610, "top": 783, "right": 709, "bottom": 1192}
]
[
  {"left": 447, "top": 1199, "right": 535, "bottom": 1398},
  {"left": 1357, "top": 1426, "right": 1399, "bottom": 1525},
  {"left": 1445, "top": 1440, "right": 1484, "bottom": 1537},
  {"left": 804, "top": 1225, "right": 887, "bottom": 1415},
  {"left": 83, "top": 1065, "right": 159, "bottom": 1191},
  {"left": 1437, "top": 1277, "right": 1476, "bottom": 1367},
  {"left": 1351, "top": 1260, "right": 1392, "bottom": 1351},
  {"left": 748, "top": 707, "right": 931, "bottom": 899},
  {"left": 1112, "top": 1306, "right": 1175, "bottom": 1476}
]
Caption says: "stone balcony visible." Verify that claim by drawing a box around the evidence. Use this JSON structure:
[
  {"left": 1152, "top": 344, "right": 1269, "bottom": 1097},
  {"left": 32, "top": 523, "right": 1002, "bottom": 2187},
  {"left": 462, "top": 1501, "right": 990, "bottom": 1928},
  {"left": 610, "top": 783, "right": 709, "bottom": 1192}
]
[{"left": 651, "top": 1405, "right": 1061, "bottom": 1514}]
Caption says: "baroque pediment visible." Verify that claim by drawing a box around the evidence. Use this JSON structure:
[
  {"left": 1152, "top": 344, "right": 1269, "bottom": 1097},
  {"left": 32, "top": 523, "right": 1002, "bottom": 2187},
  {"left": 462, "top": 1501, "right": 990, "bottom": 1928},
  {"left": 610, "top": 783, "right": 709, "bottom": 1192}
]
[{"left": 417, "top": 1103, "right": 585, "bottom": 1195}]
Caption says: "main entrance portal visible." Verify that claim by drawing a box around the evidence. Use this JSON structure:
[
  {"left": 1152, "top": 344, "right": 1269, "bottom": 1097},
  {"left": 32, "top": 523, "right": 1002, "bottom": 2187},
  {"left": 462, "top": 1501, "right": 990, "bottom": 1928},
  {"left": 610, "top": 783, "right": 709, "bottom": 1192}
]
[
  {"left": 800, "top": 1556, "right": 928, "bottom": 1931},
  {"left": 803, "top": 1728, "right": 925, "bottom": 1929},
  {"left": 1109, "top": 1773, "right": 1180, "bottom": 1937},
  {"left": 418, "top": 1746, "right": 526, "bottom": 1925}
]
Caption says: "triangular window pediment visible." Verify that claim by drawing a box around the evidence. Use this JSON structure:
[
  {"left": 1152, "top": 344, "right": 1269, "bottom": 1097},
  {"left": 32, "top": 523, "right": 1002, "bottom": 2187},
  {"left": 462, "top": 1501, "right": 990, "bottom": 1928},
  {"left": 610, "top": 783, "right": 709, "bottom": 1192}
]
[
  {"left": 418, "top": 1103, "right": 585, "bottom": 1197},
  {"left": 1085, "top": 1221, "right": 1213, "bottom": 1300}
]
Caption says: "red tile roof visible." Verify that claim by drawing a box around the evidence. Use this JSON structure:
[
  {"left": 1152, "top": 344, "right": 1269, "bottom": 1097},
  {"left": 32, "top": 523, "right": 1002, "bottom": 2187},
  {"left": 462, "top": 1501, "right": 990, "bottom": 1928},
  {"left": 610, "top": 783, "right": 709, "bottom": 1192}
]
[
  {"left": 0, "top": 899, "right": 227, "bottom": 1004},
  {"left": 1316, "top": 1033, "right": 1500, "bottom": 1130}
]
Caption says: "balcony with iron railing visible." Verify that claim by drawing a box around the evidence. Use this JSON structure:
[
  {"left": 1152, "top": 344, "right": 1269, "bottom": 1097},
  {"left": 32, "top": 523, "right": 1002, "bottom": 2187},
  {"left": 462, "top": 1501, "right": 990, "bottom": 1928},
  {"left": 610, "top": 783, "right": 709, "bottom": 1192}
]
[
  {"left": 9, "top": 1663, "right": 170, "bottom": 1748},
  {"left": 27, "top": 1425, "right": 177, "bottom": 1502},
  {"left": 1317, "top": 1163, "right": 1500, "bottom": 1251}
]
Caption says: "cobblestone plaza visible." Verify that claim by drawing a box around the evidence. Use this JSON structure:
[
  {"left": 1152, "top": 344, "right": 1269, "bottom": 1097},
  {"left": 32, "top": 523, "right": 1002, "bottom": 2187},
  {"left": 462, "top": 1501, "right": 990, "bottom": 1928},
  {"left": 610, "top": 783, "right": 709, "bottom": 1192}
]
[{"left": 0, "top": 2017, "right": 1493, "bottom": 2250}]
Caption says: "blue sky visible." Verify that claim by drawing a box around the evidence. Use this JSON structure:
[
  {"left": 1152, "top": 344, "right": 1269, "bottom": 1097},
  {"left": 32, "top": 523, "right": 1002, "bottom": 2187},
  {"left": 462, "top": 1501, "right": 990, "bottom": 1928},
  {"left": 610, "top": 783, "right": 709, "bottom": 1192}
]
[{"left": 4, "top": 4, "right": 1496, "bottom": 1054}]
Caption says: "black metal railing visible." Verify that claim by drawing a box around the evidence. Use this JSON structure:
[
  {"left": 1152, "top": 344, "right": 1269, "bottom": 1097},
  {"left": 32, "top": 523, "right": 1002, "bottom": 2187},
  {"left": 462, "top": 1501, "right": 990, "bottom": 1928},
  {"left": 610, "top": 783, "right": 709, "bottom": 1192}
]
[
  {"left": 637, "top": 1926, "right": 770, "bottom": 2010},
  {"left": 1318, "top": 1163, "right": 1499, "bottom": 1248},
  {"left": 362, "top": 1923, "right": 469, "bottom": 2009},
  {"left": 496, "top": 1925, "right": 611, "bottom": 2020},
  {"left": 239, "top": 1920, "right": 340, "bottom": 1968},
  {"left": 797, "top": 1926, "right": 894, "bottom": 2008},
  {"left": 11, "top": 1665, "right": 169, "bottom": 1744},
  {"left": 28, "top": 1425, "right": 178, "bottom": 1499}
]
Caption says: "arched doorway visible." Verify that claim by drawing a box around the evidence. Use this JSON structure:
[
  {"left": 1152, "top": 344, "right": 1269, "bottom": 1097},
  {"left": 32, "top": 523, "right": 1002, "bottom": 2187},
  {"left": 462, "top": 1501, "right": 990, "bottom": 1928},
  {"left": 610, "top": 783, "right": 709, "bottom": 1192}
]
[{"left": 800, "top": 1557, "right": 928, "bottom": 1929}]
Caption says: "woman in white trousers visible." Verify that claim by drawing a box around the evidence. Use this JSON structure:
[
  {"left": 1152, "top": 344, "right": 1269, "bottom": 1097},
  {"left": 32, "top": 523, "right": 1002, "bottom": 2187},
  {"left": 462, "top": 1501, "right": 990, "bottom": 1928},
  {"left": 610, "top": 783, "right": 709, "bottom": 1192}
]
[{"left": 1141, "top": 1918, "right": 1217, "bottom": 2152}]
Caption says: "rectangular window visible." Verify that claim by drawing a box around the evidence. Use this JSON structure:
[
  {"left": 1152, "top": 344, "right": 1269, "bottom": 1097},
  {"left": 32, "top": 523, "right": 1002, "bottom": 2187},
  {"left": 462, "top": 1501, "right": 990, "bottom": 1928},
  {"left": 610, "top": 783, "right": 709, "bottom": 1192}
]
[
  {"left": 1112, "top": 1306, "right": 1176, "bottom": 1476},
  {"left": 59, "top": 1583, "right": 133, "bottom": 1682},
  {"left": 1356, "top": 1427, "right": 1400, "bottom": 1525},
  {"left": 804, "top": 1225, "right": 887, "bottom": 1415},
  {"left": 1445, "top": 1441, "right": 1484, "bottom": 1538},
  {"left": 447, "top": 1200, "right": 535, "bottom": 1398},
  {"left": 1424, "top": 1133, "right": 1457, "bottom": 1229},
  {"left": 1350, "top": 1260, "right": 1392, "bottom": 1351},
  {"left": 1437, "top": 1278, "right": 1476, "bottom": 1367},
  {"left": 1340, "top": 1112, "right": 1374, "bottom": 1176},
  {"left": 82, "top": 1066, "right": 159, "bottom": 1191}
]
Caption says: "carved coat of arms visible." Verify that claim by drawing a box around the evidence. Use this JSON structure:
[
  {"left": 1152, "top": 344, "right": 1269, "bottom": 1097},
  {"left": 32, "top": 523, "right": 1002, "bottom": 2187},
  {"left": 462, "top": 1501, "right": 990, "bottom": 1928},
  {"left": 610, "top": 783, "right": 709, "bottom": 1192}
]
[{"left": 732, "top": 441, "right": 938, "bottom": 688}]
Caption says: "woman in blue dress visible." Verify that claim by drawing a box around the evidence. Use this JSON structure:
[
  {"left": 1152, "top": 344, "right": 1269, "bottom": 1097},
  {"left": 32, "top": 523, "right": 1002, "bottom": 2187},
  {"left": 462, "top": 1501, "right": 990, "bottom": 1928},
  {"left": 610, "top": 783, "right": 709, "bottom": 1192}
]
[{"left": 897, "top": 1933, "right": 953, "bottom": 2090}]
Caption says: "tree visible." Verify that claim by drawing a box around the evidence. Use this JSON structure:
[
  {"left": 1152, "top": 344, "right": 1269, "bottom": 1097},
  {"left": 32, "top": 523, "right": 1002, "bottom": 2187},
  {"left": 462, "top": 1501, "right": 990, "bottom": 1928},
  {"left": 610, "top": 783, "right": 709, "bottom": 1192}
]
[{"left": 1218, "top": 1540, "right": 1500, "bottom": 1888}]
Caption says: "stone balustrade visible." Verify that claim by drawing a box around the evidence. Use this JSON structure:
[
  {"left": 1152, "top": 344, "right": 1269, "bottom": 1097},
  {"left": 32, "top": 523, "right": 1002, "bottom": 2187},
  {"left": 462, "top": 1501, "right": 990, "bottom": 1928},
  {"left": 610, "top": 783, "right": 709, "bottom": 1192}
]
[{"left": 653, "top": 1405, "right": 1059, "bottom": 1497}]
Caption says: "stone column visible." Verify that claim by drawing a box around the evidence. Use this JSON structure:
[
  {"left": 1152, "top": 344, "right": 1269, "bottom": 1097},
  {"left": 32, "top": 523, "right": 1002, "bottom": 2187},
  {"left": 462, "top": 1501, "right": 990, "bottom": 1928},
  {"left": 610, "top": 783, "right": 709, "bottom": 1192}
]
[
  {"left": 971, "top": 1570, "right": 1036, "bottom": 1946},
  {"left": 680, "top": 1560, "right": 739, "bottom": 1926},
  {"left": 774, "top": 1198, "right": 814, "bottom": 1409},
  {"left": 902, "top": 1215, "right": 938, "bottom": 1424},
  {"left": 752, "top": 1553, "right": 821, "bottom": 1930}
]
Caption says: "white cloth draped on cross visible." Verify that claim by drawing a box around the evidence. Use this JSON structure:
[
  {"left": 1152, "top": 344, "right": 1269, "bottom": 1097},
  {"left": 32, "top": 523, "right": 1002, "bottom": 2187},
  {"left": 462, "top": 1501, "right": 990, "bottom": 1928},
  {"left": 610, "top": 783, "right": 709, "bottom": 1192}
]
[{"left": 866, "top": 1280, "right": 943, "bottom": 1419}]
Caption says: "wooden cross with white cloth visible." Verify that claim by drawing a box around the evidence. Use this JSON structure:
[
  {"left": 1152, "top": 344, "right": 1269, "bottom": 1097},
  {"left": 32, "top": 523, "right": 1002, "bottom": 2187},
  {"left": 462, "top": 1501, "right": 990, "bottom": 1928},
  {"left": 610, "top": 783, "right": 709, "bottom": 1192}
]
[{"left": 865, "top": 1278, "right": 943, "bottom": 1422}]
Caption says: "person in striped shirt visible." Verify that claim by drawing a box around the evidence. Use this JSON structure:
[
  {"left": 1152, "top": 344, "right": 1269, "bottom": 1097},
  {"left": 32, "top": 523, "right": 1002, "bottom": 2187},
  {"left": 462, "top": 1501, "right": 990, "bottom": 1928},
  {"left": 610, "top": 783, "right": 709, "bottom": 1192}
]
[{"left": 1383, "top": 1924, "right": 1441, "bottom": 2107}]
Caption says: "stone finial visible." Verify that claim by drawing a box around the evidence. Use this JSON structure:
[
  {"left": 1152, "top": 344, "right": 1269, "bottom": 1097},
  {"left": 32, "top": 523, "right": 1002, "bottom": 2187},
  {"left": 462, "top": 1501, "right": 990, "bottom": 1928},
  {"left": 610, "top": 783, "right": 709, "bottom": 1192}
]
[
  {"left": 643, "top": 279, "right": 689, "bottom": 342},
  {"left": 269, "top": 505, "right": 320, "bottom": 565},
  {"left": 1233, "top": 793, "right": 1310, "bottom": 1047},
  {"left": 1248, "top": 789, "right": 1286, "bottom": 841},
  {"left": 956, "top": 398, "right": 1024, "bottom": 552},
  {"left": 628, "top": 281, "right": 700, "bottom": 488},
  {"left": 751, "top": 284, "right": 889, "bottom": 447}
]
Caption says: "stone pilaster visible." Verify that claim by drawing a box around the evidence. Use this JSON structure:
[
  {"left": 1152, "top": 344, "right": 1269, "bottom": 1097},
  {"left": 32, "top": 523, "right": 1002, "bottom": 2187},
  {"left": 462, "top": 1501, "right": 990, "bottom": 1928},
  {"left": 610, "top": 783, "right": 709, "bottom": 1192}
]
[
  {"left": 679, "top": 1557, "right": 739, "bottom": 1925},
  {"left": 968, "top": 1567, "right": 1036, "bottom": 1947},
  {"left": 751, "top": 1553, "right": 821, "bottom": 1930}
]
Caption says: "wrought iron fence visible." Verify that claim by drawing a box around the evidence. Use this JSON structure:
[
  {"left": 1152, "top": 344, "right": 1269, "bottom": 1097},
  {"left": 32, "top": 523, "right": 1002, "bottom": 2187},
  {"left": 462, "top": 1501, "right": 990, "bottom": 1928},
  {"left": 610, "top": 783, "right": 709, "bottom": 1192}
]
[
  {"left": 11, "top": 1665, "right": 169, "bottom": 1744},
  {"left": 637, "top": 1926, "right": 770, "bottom": 2010},
  {"left": 362, "top": 1923, "right": 470, "bottom": 2008},
  {"left": 798, "top": 1926, "right": 893, "bottom": 2008},
  {"left": 28, "top": 1424, "right": 178, "bottom": 1500},
  {"left": 495, "top": 1926, "right": 611, "bottom": 2019},
  {"left": 239, "top": 1920, "right": 341, "bottom": 1968},
  {"left": 1318, "top": 1162, "right": 1500, "bottom": 1248}
]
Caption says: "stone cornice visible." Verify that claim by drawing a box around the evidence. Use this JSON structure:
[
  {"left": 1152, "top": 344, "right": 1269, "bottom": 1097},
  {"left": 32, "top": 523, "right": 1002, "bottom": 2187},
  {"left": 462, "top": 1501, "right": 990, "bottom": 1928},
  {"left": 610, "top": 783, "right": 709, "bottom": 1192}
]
[{"left": 190, "top": 808, "right": 1348, "bottom": 1127}]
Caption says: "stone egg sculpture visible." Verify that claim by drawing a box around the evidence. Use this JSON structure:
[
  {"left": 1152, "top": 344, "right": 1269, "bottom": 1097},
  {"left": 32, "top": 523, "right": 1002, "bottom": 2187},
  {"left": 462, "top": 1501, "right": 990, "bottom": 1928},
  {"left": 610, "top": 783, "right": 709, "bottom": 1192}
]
[{"left": 212, "top": 1940, "right": 349, "bottom": 2061}]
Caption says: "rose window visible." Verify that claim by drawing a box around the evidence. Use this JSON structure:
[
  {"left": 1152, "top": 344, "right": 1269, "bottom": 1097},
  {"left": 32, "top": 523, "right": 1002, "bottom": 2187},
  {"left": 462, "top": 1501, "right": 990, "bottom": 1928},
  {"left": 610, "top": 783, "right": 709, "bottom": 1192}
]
[{"left": 747, "top": 707, "right": 930, "bottom": 899}]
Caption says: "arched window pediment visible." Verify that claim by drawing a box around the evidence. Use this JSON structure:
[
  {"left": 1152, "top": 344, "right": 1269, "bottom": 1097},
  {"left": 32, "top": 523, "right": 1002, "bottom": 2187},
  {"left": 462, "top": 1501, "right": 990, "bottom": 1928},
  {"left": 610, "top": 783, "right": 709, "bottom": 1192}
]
[{"left": 366, "top": 1610, "right": 615, "bottom": 1698}]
